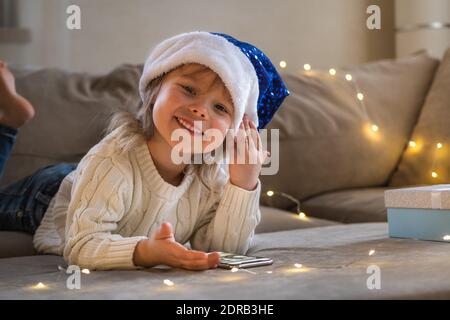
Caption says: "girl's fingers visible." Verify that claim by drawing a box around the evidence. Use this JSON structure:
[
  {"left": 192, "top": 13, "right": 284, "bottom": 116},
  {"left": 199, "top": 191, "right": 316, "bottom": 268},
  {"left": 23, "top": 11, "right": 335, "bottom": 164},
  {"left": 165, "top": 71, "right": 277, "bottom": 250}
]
[
  {"left": 188, "top": 251, "right": 209, "bottom": 261},
  {"left": 247, "top": 133, "right": 257, "bottom": 154},
  {"left": 182, "top": 259, "right": 212, "bottom": 270},
  {"left": 239, "top": 118, "right": 245, "bottom": 129},
  {"left": 185, "top": 253, "right": 218, "bottom": 270},
  {"left": 243, "top": 113, "right": 249, "bottom": 129},
  {"left": 236, "top": 118, "right": 245, "bottom": 142},
  {"left": 248, "top": 120, "right": 260, "bottom": 150},
  {"left": 237, "top": 118, "right": 248, "bottom": 157},
  {"left": 248, "top": 119, "right": 266, "bottom": 164},
  {"left": 234, "top": 114, "right": 267, "bottom": 165},
  {"left": 164, "top": 243, "right": 213, "bottom": 270},
  {"left": 244, "top": 115, "right": 254, "bottom": 155},
  {"left": 182, "top": 262, "right": 207, "bottom": 270},
  {"left": 167, "top": 241, "right": 197, "bottom": 257},
  {"left": 181, "top": 252, "right": 219, "bottom": 270},
  {"left": 242, "top": 133, "right": 260, "bottom": 165},
  {"left": 244, "top": 114, "right": 252, "bottom": 141},
  {"left": 234, "top": 122, "right": 245, "bottom": 161},
  {"left": 181, "top": 249, "right": 208, "bottom": 261},
  {"left": 250, "top": 120, "right": 266, "bottom": 162},
  {"left": 207, "top": 252, "right": 221, "bottom": 265}
]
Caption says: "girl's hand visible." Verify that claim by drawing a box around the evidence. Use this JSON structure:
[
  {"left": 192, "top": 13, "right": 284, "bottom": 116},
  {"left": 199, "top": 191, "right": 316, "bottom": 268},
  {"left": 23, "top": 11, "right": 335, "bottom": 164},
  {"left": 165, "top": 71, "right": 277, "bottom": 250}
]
[
  {"left": 133, "top": 222, "right": 221, "bottom": 270},
  {"left": 229, "top": 114, "right": 270, "bottom": 191}
]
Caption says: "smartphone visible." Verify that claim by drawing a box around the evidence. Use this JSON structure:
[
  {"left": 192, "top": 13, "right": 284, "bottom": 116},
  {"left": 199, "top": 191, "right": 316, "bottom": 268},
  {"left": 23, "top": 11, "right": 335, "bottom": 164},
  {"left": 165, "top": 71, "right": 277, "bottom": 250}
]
[{"left": 217, "top": 252, "right": 273, "bottom": 269}]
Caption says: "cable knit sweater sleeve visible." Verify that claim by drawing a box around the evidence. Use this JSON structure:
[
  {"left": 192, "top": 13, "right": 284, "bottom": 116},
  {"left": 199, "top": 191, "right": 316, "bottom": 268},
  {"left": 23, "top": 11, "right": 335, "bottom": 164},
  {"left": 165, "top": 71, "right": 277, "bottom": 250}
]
[
  {"left": 63, "top": 154, "right": 147, "bottom": 271},
  {"left": 189, "top": 179, "right": 262, "bottom": 254}
]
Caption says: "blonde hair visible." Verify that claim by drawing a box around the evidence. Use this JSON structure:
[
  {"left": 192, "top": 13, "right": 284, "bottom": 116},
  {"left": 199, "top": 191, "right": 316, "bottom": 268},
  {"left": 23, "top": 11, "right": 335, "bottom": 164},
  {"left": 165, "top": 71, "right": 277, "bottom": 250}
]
[{"left": 105, "top": 66, "right": 229, "bottom": 195}]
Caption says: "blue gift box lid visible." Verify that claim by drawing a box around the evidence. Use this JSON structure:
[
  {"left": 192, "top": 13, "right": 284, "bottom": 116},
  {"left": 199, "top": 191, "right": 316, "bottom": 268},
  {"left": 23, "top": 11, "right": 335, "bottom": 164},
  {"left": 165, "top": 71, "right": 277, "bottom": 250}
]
[{"left": 385, "top": 184, "right": 450, "bottom": 210}]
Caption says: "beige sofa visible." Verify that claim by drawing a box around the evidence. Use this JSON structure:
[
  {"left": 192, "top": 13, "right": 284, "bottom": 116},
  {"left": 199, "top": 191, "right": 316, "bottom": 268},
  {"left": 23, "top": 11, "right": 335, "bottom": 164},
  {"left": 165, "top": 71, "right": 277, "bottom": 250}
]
[{"left": 1, "top": 49, "right": 449, "bottom": 299}]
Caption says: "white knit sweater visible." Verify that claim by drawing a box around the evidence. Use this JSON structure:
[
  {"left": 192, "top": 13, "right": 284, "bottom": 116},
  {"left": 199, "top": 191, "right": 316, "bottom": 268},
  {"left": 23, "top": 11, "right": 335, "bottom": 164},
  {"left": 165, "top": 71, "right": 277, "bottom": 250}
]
[{"left": 33, "top": 127, "right": 261, "bottom": 270}]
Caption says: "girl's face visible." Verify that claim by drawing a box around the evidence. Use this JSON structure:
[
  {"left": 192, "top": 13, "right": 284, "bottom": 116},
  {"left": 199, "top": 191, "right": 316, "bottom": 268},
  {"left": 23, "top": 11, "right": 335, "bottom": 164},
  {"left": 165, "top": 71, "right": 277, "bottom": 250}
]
[{"left": 151, "top": 63, "right": 234, "bottom": 153}]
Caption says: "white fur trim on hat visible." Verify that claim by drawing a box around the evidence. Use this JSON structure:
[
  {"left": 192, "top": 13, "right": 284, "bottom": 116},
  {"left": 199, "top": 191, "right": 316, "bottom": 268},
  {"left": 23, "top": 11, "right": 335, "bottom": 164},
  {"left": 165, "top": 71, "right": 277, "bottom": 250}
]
[{"left": 139, "top": 31, "right": 259, "bottom": 134}]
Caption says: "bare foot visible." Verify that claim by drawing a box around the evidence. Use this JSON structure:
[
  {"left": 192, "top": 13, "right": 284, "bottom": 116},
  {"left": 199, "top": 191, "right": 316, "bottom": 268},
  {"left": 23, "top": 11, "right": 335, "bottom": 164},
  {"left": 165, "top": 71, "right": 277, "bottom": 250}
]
[{"left": 0, "top": 61, "right": 35, "bottom": 129}]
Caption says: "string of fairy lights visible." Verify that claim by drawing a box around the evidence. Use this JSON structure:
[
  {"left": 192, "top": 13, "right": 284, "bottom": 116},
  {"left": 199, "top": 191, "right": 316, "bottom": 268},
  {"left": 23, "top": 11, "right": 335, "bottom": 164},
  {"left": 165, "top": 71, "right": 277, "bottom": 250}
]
[
  {"left": 264, "top": 60, "right": 384, "bottom": 222},
  {"left": 278, "top": 60, "right": 446, "bottom": 183},
  {"left": 27, "top": 60, "right": 449, "bottom": 292}
]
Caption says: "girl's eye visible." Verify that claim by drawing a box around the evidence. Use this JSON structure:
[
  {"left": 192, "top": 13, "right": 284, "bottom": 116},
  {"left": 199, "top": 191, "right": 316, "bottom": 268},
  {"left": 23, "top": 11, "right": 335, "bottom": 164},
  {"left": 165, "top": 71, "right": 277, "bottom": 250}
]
[
  {"left": 215, "top": 104, "right": 228, "bottom": 113},
  {"left": 182, "top": 85, "right": 195, "bottom": 95}
]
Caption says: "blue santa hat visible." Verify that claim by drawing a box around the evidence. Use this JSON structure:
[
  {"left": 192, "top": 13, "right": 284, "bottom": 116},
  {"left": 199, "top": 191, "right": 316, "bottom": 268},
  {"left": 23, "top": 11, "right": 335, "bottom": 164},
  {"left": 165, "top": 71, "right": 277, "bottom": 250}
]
[{"left": 139, "top": 31, "right": 289, "bottom": 133}]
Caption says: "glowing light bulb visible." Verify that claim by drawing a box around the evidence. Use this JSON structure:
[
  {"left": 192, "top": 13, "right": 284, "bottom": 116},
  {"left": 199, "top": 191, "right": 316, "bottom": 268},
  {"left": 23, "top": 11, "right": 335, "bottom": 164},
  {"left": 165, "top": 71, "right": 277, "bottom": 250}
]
[
  {"left": 266, "top": 271, "right": 273, "bottom": 274},
  {"left": 298, "top": 212, "right": 306, "bottom": 219},
  {"left": 409, "top": 141, "right": 417, "bottom": 148},
  {"left": 231, "top": 267, "right": 239, "bottom": 273},
  {"left": 371, "top": 125, "right": 379, "bottom": 132},
  {"left": 437, "top": 143, "right": 443, "bottom": 149},
  {"left": 81, "top": 269, "right": 90, "bottom": 274},
  {"left": 266, "top": 190, "right": 274, "bottom": 197},
  {"left": 357, "top": 93, "right": 364, "bottom": 101},
  {"left": 294, "top": 263, "right": 303, "bottom": 269},
  {"left": 443, "top": 235, "right": 450, "bottom": 241},
  {"left": 32, "top": 282, "right": 47, "bottom": 289},
  {"left": 303, "top": 64, "right": 311, "bottom": 71},
  {"left": 369, "top": 249, "right": 375, "bottom": 256},
  {"left": 279, "top": 61, "right": 287, "bottom": 68},
  {"left": 432, "top": 171, "right": 438, "bottom": 178},
  {"left": 345, "top": 74, "right": 352, "bottom": 81},
  {"left": 163, "top": 279, "right": 174, "bottom": 287},
  {"left": 329, "top": 68, "right": 336, "bottom": 76}
]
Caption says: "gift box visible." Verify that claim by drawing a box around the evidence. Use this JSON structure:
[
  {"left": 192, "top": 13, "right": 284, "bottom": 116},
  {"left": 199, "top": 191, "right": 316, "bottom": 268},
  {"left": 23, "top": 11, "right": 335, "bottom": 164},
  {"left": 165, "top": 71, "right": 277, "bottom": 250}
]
[{"left": 384, "top": 184, "right": 450, "bottom": 242}]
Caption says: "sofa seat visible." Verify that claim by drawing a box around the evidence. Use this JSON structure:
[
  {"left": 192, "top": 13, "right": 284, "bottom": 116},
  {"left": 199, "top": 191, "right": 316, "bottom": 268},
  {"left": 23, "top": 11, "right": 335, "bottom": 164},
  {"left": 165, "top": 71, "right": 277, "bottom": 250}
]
[
  {"left": 2, "top": 223, "right": 450, "bottom": 299},
  {"left": 301, "top": 187, "right": 388, "bottom": 223}
]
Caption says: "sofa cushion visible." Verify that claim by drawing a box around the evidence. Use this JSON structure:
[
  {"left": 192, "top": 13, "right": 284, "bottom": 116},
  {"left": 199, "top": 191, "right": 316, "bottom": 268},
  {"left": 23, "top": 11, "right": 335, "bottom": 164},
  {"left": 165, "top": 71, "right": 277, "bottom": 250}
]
[
  {"left": 2, "top": 64, "right": 143, "bottom": 187},
  {"left": 3, "top": 223, "right": 450, "bottom": 299},
  {"left": 389, "top": 48, "right": 450, "bottom": 187},
  {"left": 301, "top": 188, "right": 388, "bottom": 223},
  {"left": 256, "top": 205, "right": 339, "bottom": 234},
  {"left": 260, "top": 51, "right": 439, "bottom": 201},
  {"left": 0, "top": 231, "right": 36, "bottom": 258}
]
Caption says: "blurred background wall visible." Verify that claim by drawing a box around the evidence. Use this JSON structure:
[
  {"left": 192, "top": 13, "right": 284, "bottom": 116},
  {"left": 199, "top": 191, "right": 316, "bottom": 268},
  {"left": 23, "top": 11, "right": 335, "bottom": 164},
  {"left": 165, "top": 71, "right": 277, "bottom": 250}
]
[
  {"left": 3, "top": 1, "right": 450, "bottom": 73},
  {"left": 396, "top": 0, "right": 450, "bottom": 59},
  {"left": 0, "top": 0, "right": 395, "bottom": 74}
]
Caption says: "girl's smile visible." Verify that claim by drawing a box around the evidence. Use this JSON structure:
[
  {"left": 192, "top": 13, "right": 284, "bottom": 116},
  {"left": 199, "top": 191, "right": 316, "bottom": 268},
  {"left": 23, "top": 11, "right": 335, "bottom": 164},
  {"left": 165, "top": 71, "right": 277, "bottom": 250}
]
[{"left": 174, "top": 115, "right": 204, "bottom": 135}]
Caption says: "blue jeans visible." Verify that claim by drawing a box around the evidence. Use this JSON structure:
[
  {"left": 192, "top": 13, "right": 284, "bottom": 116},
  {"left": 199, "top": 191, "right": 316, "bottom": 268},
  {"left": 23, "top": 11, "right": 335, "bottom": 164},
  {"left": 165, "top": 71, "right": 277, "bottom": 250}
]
[
  {"left": 0, "top": 163, "right": 77, "bottom": 234},
  {"left": 0, "top": 124, "right": 18, "bottom": 182},
  {"left": 0, "top": 124, "right": 77, "bottom": 234}
]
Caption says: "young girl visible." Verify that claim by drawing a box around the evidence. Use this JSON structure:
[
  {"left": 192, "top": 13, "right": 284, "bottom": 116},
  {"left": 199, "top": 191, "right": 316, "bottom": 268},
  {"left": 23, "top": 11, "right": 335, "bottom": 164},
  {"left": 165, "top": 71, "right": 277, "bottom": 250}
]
[{"left": 0, "top": 31, "right": 289, "bottom": 271}]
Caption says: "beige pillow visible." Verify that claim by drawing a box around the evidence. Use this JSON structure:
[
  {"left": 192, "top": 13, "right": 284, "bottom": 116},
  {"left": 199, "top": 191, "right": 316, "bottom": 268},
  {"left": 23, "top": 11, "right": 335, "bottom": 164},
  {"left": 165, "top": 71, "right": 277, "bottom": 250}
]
[
  {"left": 3, "top": 64, "right": 143, "bottom": 187},
  {"left": 389, "top": 48, "right": 450, "bottom": 187},
  {"left": 261, "top": 51, "right": 439, "bottom": 201}
]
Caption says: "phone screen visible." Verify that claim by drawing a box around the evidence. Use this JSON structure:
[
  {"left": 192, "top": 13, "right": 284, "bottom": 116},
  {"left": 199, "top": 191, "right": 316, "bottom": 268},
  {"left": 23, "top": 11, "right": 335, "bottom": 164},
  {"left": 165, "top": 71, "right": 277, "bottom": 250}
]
[
  {"left": 219, "top": 252, "right": 262, "bottom": 263},
  {"left": 218, "top": 252, "right": 273, "bottom": 269}
]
